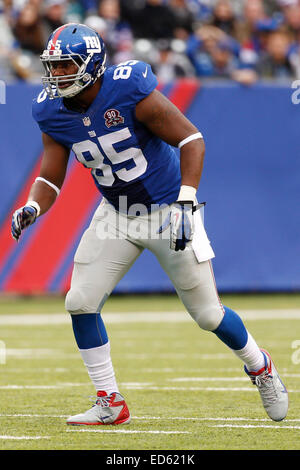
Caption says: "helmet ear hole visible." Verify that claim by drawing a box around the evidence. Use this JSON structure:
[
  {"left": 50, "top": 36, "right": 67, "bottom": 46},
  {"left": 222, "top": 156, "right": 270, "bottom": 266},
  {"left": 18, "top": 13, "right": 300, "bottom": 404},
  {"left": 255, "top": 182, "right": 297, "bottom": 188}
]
[{"left": 73, "top": 56, "right": 83, "bottom": 68}]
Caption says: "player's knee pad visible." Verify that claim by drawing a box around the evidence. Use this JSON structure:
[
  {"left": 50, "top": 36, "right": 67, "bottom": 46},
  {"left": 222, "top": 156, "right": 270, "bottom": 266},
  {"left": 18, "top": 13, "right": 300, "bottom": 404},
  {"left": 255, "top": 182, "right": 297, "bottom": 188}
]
[
  {"left": 195, "top": 307, "right": 223, "bottom": 331},
  {"left": 65, "top": 287, "right": 96, "bottom": 314},
  {"left": 176, "top": 282, "right": 224, "bottom": 331},
  {"left": 187, "top": 304, "right": 224, "bottom": 331},
  {"left": 185, "top": 301, "right": 224, "bottom": 331}
]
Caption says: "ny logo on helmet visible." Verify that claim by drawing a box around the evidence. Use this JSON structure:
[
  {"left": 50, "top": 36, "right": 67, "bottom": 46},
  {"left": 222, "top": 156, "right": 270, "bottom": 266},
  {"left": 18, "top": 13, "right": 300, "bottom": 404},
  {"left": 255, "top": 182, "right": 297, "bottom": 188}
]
[{"left": 83, "top": 36, "right": 102, "bottom": 53}]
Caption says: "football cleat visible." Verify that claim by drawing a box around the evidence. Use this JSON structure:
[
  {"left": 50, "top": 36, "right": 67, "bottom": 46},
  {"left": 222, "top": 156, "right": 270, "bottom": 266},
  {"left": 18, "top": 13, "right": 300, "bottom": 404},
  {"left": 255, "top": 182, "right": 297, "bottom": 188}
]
[
  {"left": 66, "top": 391, "right": 131, "bottom": 426},
  {"left": 244, "top": 349, "right": 288, "bottom": 422}
]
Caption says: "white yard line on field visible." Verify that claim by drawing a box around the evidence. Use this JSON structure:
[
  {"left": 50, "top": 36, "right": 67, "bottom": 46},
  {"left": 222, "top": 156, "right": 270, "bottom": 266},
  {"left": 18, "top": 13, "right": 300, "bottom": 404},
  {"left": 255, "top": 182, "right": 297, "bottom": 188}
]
[
  {"left": 169, "top": 374, "right": 300, "bottom": 381},
  {"left": 2, "top": 414, "right": 300, "bottom": 424},
  {"left": 121, "top": 385, "right": 300, "bottom": 392},
  {"left": 0, "top": 383, "right": 89, "bottom": 389},
  {"left": 1, "top": 383, "right": 300, "bottom": 392},
  {"left": 5, "top": 349, "right": 68, "bottom": 357},
  {"left": 0, "top": 435, "right": 49, "bottom": 440},
  {"left": 2, "top": 350, "right": 233, "bottom": 360},
  {"left": 210, "top": 424, "right": 300, "bottom": 430},
  {"left": 132, "top": 417, "right": 300, "bottom": 423},
  {"left": 0, "top": 309, "right": 299, "bottom": 325},
  {"left": 66, "top": 429, "right": 191, "bottom": 434},
  {"left": 0, "top": 414, "right": 68, "bottom": 418},
  {"left": 141, "top": 368, "right": 242, "bottom": 373},
  {"left": 169, "top": 377, "right": 249, "bottom": 382}
]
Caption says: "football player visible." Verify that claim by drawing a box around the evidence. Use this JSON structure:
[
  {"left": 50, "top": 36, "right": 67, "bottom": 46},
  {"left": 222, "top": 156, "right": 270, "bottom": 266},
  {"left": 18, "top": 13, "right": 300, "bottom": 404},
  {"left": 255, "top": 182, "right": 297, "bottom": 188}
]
[{"left": 11, "top": 23, "right": 288, "bottom": 425}]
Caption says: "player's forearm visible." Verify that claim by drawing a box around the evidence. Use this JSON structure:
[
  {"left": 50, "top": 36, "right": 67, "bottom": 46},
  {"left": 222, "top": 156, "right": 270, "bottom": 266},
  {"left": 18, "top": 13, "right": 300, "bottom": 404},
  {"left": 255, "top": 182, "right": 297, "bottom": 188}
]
[
  {"left": 27, "top": 179, "right": 59, "bottom": 216},
  {"left": 179, "top": 138, "right": 205, "bottom": 193}
]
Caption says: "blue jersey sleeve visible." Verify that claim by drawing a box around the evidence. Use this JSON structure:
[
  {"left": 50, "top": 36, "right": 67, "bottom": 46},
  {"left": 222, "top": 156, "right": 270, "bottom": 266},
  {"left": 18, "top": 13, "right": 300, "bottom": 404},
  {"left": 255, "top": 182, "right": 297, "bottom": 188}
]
[
  {"left": 32, "top": 90, "right": 47, "bottom": 133},
  {"left": 32, "top": 89, "right": 67, "bottom": 146},
  {"left": 111, "top": 60, "right": 158, "bottom": 107},
  {"left": 32, "top": 89, "right": 56, "bottom": 134},
  {"left": 131, "top": 61, "right": 158, "bottom": 102}
]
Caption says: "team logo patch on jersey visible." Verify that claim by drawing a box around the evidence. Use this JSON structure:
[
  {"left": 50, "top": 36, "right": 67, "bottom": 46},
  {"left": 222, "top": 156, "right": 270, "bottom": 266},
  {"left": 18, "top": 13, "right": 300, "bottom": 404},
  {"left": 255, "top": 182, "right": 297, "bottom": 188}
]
[{"left": 104, "top": 109, "right": 124, "bottom": 128}]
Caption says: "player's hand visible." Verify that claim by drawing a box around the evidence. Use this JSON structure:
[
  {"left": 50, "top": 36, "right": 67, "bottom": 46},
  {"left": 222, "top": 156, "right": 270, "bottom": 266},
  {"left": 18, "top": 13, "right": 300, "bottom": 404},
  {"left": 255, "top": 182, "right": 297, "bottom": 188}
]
[
  {"left": 169, "top": 201, "right": 194, "bottom": 251},
  {"left": 159, "top": 201, "right": 205, "bottom": 251},
  {"left": 11, "top": 205, "right": 38, "bottom": 242}
]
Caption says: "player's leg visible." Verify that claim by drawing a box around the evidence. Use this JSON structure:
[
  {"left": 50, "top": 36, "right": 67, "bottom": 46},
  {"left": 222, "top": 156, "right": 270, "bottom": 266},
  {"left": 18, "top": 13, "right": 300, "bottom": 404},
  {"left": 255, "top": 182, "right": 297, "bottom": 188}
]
[
  {"left": 65, "top": 202, "right": 143, "bottom": 425},
  {"left": 147, "top": 227, "right": 288, "bottom": 421},
  {"left": 174, "top": 260, "right": 288, "bottom": 422}
]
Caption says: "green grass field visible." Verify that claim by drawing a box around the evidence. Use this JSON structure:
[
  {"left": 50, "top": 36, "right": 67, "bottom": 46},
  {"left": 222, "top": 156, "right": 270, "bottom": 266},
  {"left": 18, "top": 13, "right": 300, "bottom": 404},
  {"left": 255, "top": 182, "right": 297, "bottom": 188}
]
[{"left": 0, "top": 293, "right": 299, "bottom": 450}]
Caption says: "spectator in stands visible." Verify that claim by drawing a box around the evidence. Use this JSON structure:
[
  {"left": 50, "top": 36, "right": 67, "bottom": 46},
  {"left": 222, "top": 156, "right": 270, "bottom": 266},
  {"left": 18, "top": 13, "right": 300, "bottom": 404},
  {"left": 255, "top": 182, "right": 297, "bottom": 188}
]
[
  {"left": 235, "top": 0, "right": 284, "bottom": 72},
  {"left": 168, "top": 0, "right": 194, "bottom": 40},
  {"left": 256, "top": 29, "right": 294, "bottom": 78},
  {"left": 11, "top": 0, "right": 45, "bottom": 79},
  {"left": 236, "top": 0, "right": 268, "bottom": 50},
  {"left": 289, "top": 36, "right": 300, "bottom": 78},
  {"left": 186, "top": 24, "right": 241, "bottom": 78},
  {"left": 78, "top": 0, "right": 97, "bottom": 17},
  {"left": 13, "top": 1, "right": 44, "bottom": 54},
  {"left": 280, "top": 2, "right": 300, "bottom": 38},
  {"left": 0, "top": 0, "right": 21, "bottom": 81},
  {"left": 42, "top": 0, "right": 67, "bottom": 40},
  {"left": 186, "top": 24, "right": 228, "bottom": 76},
  {"left": 151, "top": 38, "right": 195, "bottom": 82},
  {"left": 122, "top": 0, "right": 177, "bottom": 40},
  {"left": 209, "top": 0, "right": 238, "bottom": 38},
  {"left": 0, "top": 0, "right": 298, "bottom": 84},
  {"left": 97, "top": 0, "right": 132, "bottom": 60},
  {"left": 84, "top": 14, "right": 107, "bottom": 40}
]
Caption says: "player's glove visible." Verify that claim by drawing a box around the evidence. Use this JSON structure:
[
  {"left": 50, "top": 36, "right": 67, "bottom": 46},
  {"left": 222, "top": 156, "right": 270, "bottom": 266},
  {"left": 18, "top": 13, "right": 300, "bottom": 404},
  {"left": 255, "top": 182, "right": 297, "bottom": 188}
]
[
  {"left": 158, "top": 200, "right": 205, "bottom": 251},
  {"left": 169, "top": 201, "right": 194, "bottom": 251},
  {"left": 11, "top": 204, "right": 38, "bottom": 242}
]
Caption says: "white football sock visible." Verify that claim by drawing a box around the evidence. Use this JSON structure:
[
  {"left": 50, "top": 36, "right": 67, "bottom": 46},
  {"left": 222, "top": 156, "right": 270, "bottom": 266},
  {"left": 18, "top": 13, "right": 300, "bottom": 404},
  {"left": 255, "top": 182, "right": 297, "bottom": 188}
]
[
  {"left": 233, "top": 332, "right": 265, "bottom": 372},
  {"left": 79, "top": 341, "right": 119, "bottom": 394}
]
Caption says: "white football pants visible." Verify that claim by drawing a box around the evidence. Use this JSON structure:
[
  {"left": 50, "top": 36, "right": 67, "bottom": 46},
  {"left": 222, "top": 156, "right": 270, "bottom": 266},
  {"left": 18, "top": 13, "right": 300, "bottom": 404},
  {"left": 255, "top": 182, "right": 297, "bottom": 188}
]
[{"left": 65, "top": 199, "right": 224, "bottom": 331}]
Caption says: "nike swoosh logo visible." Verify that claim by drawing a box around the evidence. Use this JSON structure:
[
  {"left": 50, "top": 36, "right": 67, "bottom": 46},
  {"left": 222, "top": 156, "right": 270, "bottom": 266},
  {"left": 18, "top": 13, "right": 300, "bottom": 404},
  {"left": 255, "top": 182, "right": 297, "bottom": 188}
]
[
  {"left": 142, "top": 67, "right": 148, "bottom": 78},
  {"left": 100, "top": 415, "right": 111, "bottom": 422}
]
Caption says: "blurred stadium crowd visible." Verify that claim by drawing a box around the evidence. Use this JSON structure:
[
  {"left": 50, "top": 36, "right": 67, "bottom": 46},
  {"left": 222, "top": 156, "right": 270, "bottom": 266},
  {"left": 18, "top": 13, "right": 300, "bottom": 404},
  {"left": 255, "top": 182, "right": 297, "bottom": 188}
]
[{"left": 1, "top": 0, "right": 300, "bottom": 84}]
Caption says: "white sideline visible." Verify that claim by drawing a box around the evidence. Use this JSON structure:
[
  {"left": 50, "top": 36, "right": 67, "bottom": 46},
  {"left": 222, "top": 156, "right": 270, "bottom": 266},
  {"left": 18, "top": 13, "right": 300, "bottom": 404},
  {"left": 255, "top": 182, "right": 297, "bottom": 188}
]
[{"left": 0, "top": 309, "right": 299, "bottom": 325}]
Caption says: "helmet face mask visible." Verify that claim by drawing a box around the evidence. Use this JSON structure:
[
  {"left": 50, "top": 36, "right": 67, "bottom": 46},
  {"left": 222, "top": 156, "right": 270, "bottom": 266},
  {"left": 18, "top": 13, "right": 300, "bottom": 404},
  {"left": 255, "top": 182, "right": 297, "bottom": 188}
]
[{"left": 40, "top": 23, "right": 106, "bottom": 99}]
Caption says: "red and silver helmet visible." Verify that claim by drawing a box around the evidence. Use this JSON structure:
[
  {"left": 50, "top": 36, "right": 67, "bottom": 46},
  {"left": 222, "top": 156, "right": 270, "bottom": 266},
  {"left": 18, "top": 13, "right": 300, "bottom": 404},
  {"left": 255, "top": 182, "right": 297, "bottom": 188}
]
[{"left": 40, "top": 23, "right": 106, "bottom": 99}]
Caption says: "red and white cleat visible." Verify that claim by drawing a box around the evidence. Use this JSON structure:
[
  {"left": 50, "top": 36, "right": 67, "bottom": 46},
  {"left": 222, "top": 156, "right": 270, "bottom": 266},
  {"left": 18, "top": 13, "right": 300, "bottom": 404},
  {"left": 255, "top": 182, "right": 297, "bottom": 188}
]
[{"left": 66, "top": 391, "right": 131, "bottom": 426}]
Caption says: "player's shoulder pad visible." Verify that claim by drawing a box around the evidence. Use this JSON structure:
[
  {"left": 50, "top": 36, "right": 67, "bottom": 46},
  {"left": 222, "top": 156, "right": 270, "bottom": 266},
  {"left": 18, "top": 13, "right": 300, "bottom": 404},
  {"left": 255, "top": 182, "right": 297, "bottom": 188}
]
[{"left": 107, "top": 60, "right": 158, "bottom": 106}]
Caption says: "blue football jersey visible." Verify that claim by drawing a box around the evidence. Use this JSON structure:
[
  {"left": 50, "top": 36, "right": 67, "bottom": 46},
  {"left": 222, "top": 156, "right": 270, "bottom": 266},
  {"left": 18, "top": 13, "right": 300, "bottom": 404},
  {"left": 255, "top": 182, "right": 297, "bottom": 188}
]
[{"left": 32, "top": 60, "right": 181, "bottom": 212}]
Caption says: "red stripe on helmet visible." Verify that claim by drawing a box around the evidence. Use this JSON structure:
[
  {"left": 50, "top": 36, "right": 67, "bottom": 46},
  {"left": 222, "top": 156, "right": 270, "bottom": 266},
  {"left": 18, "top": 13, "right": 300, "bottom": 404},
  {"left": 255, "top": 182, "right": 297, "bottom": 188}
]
[{"left": 50, "top": 24, "right": 68, "bottom": 50}]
